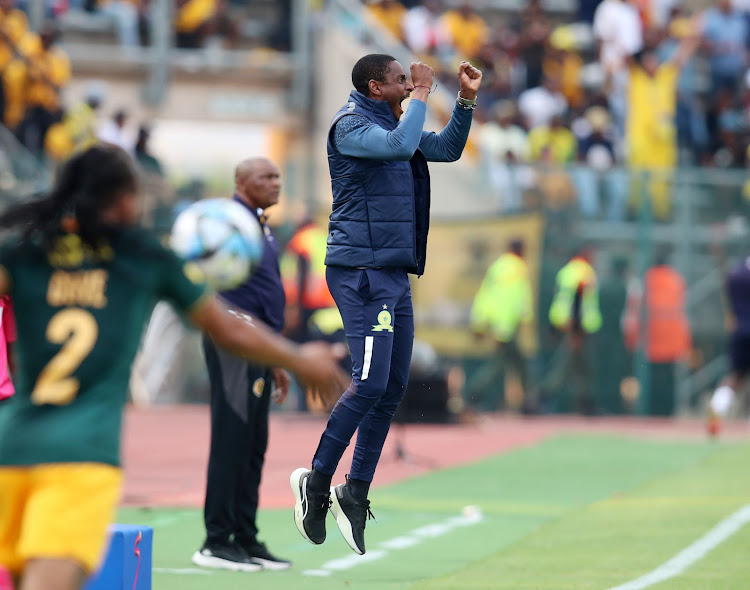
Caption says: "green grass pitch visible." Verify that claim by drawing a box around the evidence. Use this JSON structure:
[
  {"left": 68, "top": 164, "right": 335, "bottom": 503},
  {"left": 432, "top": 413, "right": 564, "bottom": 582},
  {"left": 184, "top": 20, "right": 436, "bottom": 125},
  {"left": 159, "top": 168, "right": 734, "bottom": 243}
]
[{"left": 118, "top": 434, "right": 750, "bottom": 589}]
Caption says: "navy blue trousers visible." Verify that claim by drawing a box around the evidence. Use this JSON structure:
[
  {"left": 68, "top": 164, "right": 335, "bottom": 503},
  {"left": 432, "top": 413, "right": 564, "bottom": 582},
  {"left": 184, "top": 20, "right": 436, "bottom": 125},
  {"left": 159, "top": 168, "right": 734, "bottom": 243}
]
[{"left": 312, "top": 267, "right": 414, "bottom": 482}]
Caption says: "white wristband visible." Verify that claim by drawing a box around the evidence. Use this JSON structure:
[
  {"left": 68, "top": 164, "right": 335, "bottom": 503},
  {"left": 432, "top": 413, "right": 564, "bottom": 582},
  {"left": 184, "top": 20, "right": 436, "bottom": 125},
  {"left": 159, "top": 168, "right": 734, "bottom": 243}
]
[{"left": 456, "top": 91, "right": 477, "bottom": 110}]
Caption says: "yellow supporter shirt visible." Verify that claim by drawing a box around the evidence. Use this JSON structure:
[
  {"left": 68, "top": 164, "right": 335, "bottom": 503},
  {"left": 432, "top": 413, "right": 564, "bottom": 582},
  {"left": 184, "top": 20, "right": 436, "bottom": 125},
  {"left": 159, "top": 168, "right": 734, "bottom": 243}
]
[
  {"left": 175, "top": 0, "right": 217, "bottom": 34},
  {"left": 543, "top": 53, "right": 583, "bottom": 108},
  {"left": 440, "top": 10, "right": 488, "bottom": 59},
  {"left": 0, "top": 8, "right": 29, "bottom": 71},
  {"left": 626, "top": 63, "right": 678, "bottom": 168},
  {"left": 528, "top": 126, "right": 577, "bottom": 163},
  {"left": 25, "top": 46, "right": 71, "bottom": 111},
  {"left": 2, "top": 31, "right": 40, "bottom": 127},
  {"left": 364, "top": 1, "right": 407, "bottom": 41}
]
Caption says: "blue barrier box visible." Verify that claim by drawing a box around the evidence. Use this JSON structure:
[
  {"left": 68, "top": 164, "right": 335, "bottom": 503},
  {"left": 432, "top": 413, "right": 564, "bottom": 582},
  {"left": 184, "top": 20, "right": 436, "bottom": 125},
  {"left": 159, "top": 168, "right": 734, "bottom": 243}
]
[{"left": 83, "top": 524, "right": 152, "bottom": 590}]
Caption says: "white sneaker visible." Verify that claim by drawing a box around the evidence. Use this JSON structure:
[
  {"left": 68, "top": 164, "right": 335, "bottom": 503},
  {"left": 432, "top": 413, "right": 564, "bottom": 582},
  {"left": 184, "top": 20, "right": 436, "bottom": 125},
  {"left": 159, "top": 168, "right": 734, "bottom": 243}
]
[{"left": 191, "top": 543, "right": 262, "bottom": 572}]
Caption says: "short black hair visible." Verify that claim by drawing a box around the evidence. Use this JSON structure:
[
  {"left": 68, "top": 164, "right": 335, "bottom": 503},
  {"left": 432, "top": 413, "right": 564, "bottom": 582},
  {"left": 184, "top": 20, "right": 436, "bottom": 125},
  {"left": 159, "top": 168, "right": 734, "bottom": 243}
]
[
  {"left": 509, "top": 238, "right": 524, "bottom": 256},
  {"left": 351, "top": 54, "right": 397, "bottom": 96}
]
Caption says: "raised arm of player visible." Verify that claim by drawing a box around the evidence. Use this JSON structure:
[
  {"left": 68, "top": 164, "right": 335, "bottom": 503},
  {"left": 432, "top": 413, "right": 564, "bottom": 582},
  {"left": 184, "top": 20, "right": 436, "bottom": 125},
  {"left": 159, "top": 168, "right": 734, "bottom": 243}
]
[
  {"left": 0, "top": 268, "right": 349, "bottom": 408},
  {"left": 189, "top": 297, "right": 349, "bottom": 407}
]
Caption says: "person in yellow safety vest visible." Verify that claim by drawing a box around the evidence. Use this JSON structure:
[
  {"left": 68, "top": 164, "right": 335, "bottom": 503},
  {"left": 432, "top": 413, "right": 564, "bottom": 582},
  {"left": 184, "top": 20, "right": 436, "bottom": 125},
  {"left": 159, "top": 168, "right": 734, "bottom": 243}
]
[
  {"left": 281, "top": 219, "right": 347, "bottom": 411},
  {"left": 467, "top": 239, "right": 534, "bottom": 411},
  {"left": 44, "top": 90, "right": 103, "bottom": 164},
  {"left": 542, "top": 243, "right": 602, "bottom": 414},
  {"left": 281, "top": 219, "right": 343, "bottom": 338},
  {"left": 549, "top": 247, "right": 602, "bottom": 335}
]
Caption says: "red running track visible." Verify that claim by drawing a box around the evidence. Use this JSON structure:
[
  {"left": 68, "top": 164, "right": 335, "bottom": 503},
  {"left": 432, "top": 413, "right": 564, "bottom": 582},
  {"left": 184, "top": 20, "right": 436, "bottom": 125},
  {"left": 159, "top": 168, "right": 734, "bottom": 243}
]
[{"left": 121, "top": 406, "right": 749, "bottom": 508}]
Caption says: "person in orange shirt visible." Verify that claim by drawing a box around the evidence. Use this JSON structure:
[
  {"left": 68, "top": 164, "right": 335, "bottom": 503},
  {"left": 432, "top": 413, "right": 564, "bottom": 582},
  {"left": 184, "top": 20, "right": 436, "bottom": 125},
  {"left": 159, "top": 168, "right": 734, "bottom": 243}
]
[
  {"left": 624, "top": 250, "right": 691, "bottom": 416},
  {"left": 280, "top": 217, "right": 347, "bottom": 411}
]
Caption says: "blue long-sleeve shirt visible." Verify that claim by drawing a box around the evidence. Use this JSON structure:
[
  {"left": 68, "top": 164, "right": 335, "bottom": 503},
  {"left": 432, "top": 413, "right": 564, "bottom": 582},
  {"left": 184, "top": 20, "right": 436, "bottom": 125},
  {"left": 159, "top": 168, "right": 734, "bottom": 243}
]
[{"left": 333, "top": 99, "right": 473, "bottom": 162}]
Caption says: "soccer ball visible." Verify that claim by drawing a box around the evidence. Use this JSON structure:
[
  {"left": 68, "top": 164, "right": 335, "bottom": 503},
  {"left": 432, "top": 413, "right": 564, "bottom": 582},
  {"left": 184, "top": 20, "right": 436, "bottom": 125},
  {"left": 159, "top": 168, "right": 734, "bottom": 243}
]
[{"left": 170, "top": 198, "right": 264, "bottom": 291}]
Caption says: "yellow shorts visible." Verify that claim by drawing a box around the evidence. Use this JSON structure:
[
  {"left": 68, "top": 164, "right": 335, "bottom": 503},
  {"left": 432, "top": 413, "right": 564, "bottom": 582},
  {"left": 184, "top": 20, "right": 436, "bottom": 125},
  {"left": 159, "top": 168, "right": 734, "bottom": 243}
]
[{"left": 0, "top": 463, "right": 122, "bottom": 575}]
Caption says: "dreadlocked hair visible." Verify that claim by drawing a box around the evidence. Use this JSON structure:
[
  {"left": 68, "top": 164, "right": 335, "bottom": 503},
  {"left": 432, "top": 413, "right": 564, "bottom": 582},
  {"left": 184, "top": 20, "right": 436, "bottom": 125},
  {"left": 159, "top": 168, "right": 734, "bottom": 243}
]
[{"left": 0, "top": 145, "right": 138, "bottom": 249}]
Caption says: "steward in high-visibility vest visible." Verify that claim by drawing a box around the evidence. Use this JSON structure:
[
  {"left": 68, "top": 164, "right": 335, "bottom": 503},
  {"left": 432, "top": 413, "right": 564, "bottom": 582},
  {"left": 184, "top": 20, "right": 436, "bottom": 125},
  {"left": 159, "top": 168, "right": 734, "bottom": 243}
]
[
  {"left": 624, "top": 263, "right": 691, "bottom": 362},
  {"left": 281, "top": 222, "right": 343, "bottom": 337},
  {"left": 549, "top": 252, "right": 602, "bottom": 335},
  {"left": 467, "top": 239, "right": 533, "bottom": 411},
  {"left": 470, "top": 241, "right": 533, "bottom": 342}
]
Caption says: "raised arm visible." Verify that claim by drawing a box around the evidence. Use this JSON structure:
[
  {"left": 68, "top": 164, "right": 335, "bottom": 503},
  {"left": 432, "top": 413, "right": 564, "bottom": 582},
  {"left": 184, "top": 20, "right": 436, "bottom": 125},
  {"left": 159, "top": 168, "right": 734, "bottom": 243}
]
[
  {"left": 334, "top": 102, "right": 428, "bottom": 161},
  {"left": 419, "top": 61, "right": 482, "bottom": 162},
  {"left": 189, "top": 297, "right": 350, "bottom": 407},
  {"left": 335, "top": 61, "right": 436, "bottom": 161},
  {"left": 671, "top": 16, "right": 701, "bottom": 69}
]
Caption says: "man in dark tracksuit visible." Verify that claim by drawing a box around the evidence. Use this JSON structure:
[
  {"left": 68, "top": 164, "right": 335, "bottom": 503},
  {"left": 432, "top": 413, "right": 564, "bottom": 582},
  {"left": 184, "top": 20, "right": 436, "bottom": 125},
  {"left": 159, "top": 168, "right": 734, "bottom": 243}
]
[
  {"left": 192, "top": 157, "right": 292, "bottom": 572},
  {"left": 290, "top": 54, "right": 483, "bottom": 555}
]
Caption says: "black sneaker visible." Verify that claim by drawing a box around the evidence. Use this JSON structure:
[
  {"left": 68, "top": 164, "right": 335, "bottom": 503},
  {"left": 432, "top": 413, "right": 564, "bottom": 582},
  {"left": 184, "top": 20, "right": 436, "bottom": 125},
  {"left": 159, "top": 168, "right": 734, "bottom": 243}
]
[
  {"left": 240, "top": 541, "right": 291, "bottom": 571},
  {"left": 191, "top": 541, "right": 262, "bottom": 572},
  {"left": 329, "top": 477, "right": 374, "bottom": 555},
  {"left": 290, "top": 467, "right": 330, "bottom": 545}
]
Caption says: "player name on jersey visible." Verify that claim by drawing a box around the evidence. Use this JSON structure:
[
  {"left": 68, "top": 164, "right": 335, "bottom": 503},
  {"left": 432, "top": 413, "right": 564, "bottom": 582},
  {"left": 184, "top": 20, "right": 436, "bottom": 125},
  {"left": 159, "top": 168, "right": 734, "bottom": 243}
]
[{"left": 47, "top": 270, "right": 109, "bottom": 308}]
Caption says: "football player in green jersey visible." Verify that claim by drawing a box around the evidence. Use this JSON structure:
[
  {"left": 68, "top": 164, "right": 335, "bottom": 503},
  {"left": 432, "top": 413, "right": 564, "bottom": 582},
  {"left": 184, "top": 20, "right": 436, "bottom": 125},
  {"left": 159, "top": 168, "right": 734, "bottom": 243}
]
[{"left": 0, "top": 145, "right": 349, "bottom": 590}]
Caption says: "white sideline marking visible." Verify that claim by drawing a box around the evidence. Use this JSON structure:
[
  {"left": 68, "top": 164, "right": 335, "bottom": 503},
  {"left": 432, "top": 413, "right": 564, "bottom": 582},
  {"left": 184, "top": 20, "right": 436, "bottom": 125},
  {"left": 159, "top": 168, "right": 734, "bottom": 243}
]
[
  {"left": 302, "top": 507, "right": 483, "bottom": 577},
  {"left": 153, "top": 568, "right": 212, "bottom": 575},
  {"left": 304, "top": 569, "right": 332, "bottom": 576},
  {"left": 325, "top": 550, "right": 387, "bottom": 570},
  {"left": 380, "top": 536, "right": 420, "bottom": 549},
  {"left": 606, "top": 504, "right": 750, "bottom": 590}
]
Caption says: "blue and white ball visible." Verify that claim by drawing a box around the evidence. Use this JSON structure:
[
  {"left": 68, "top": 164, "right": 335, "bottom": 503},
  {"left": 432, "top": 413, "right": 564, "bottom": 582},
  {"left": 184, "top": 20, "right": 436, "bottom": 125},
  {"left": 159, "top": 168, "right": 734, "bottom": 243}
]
[{"left": 170, "top": 198, "right": 264, "bottom": 291}]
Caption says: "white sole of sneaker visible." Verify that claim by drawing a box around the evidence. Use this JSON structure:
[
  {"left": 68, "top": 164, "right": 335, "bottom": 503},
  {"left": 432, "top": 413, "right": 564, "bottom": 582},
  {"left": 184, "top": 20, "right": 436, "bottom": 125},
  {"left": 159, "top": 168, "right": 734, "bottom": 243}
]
[
  {"left": 290, "top": 467, "right": 319, "bottom": 545},
  {"left": 329, "top": 486, "right": 364, "bottom": 555},
  {"left": 252, "top": 557, "right": 292, "bottom": 571},
  {"left": 191, "top": 551, "right": 262, "bottom": 572}
]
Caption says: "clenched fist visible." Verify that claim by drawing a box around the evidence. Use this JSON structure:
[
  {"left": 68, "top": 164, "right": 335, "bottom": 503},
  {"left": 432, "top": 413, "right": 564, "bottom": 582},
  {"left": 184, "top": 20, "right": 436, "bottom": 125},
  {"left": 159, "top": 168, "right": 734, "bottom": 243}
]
[
  {"left": 458, "top": 61, "right": 482, "bottom": 100},
  {"left": 410, "top": 61, "right": 435, "bottom": 90}
]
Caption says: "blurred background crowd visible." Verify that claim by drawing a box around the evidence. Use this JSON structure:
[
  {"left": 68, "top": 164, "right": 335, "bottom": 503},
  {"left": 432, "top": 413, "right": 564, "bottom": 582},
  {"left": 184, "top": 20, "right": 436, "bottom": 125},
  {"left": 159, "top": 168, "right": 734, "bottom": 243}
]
[
  {"left": 1, "top": 0, "right": 749, "bottom": 421},
  {"left": 360, "top": 0, "right": 749, "bottom": 220}
]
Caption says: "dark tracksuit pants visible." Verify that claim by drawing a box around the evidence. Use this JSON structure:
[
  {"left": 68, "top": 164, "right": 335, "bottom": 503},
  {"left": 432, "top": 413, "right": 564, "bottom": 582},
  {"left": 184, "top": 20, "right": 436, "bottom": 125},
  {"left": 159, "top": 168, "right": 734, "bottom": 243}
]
[
  {"left": 313, "top": 267, "right": 414, "bottom": 483},
  {"left": 202, "top": 335, "right": 272, "bottom": 546}
]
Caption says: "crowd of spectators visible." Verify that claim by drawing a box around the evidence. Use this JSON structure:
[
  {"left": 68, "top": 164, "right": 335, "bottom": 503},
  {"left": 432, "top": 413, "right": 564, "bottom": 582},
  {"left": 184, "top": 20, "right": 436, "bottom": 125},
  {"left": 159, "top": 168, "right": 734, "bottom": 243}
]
[
  {"left": 1, "top": 0, "right": 169, "bottom": 172},
  {"left": 1, "top": 1, "right": 72, "bottom": 158},
  {"left": 364, "top": 0, "right": 750, "bottom": 221},
  {"left": 3, "top": 0, "right": 749, "bottom": 222},
  {"left": 8, "top": 0, "right": 293, "bottom": 50}
]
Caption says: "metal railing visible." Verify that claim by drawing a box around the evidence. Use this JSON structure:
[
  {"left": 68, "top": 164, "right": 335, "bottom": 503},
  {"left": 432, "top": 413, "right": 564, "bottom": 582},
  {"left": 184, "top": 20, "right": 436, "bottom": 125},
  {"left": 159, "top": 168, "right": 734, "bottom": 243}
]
[{"left": 0, "top": 126, "right": 52, "bottom": 203}]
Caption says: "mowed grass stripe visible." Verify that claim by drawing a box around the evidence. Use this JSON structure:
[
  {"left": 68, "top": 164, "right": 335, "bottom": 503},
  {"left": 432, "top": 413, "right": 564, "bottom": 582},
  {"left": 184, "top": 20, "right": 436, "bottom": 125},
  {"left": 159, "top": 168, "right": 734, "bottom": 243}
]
[
  {"left": 116, "top": 435, "right": 733, "bottom": 590},
  {"left": 410, "top": 441, "right": 750, "bottom": 590}
]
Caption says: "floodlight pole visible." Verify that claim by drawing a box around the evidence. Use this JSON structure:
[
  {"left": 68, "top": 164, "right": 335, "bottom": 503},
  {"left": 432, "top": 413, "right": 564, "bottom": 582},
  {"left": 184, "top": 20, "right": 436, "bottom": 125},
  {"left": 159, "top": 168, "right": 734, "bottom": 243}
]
[{"left": 143, "top": 0, "right": 172, "bottom": 105}]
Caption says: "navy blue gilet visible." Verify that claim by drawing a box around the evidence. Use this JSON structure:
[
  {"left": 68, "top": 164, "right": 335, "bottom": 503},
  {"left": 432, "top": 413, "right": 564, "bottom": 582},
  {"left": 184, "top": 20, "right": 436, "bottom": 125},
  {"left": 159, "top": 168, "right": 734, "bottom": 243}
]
[{"left": 325, "top": 91, "right": 431, "bottom": 276}]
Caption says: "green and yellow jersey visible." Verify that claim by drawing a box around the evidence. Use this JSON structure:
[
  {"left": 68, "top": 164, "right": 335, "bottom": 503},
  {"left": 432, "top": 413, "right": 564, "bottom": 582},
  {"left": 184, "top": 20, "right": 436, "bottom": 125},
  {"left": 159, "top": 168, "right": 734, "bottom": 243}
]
[{"left": 0, "top": 228, "right": 208, "bottom": 467}]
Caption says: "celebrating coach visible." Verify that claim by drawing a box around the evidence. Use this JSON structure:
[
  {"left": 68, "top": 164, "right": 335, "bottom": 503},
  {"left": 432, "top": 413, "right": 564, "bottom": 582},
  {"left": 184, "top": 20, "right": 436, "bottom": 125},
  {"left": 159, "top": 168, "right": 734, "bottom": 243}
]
[{"left": 291, "top": 54, "right": 482, "bottom": 555}]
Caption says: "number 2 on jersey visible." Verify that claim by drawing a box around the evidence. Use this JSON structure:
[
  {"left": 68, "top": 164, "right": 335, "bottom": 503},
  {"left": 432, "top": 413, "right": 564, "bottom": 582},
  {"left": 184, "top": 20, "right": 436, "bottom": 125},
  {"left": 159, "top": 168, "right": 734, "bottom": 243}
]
[{"left": 31, "top": 308, "right": 99, "bottom": 405}]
